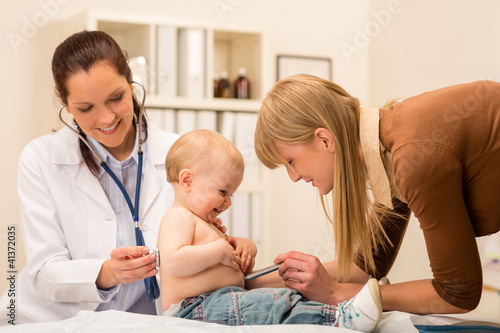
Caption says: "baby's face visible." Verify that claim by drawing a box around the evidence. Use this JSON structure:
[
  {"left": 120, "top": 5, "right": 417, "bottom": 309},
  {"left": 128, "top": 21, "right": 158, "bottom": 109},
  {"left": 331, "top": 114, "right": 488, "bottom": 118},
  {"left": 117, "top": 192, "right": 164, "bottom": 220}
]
[{"left": 187, "top": 153, "right": 244, "bottom": 224}]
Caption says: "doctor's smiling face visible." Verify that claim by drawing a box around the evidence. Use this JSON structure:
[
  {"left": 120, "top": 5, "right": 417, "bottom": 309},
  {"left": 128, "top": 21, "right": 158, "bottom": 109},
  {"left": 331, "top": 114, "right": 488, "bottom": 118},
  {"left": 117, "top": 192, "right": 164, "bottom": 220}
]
[{"left": 65, "top": 62, "right": 136, "bottom": 161}]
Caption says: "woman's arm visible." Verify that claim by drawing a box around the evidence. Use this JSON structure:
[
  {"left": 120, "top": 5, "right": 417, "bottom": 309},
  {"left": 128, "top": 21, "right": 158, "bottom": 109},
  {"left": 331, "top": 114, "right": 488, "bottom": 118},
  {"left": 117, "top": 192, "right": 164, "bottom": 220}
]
[
  {"left": 18, "top": 141, "right": 114, "bottom": 303},
  {"left": 268, "top": 251, "right": 469, "bottom": 314},
  {"left": 393, "top": 145, "right": 483, "bottom": 312},
  {"left": 380, "top": 279, "right": 468, "bottom": 314},
  {"left": 321, "top": 259, "right": 370, "bottom": 283}
]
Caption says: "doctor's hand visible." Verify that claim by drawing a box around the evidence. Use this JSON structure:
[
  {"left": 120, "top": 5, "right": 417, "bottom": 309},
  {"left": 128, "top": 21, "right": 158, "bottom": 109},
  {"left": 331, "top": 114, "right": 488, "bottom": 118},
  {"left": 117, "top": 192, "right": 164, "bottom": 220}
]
[
  {"left": 274, "top": 251, "right": 337, "bottom": 305},
  {"left": 96, "top": 246, "right": 157, "bottom": 290}
]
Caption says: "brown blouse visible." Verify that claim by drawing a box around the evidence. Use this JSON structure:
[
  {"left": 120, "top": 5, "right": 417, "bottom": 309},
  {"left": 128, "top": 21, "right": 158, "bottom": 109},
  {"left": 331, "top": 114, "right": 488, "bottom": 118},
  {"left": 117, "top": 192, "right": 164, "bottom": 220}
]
[{"left": 360, "top": 81, "right": 500, "bottom": 310}]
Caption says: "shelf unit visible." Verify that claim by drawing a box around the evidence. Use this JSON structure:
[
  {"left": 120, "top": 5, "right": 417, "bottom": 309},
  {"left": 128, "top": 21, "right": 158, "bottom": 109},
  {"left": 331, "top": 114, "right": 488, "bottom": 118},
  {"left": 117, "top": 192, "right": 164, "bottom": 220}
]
[
  {"left": 59, "top": 10, "right": 263, "bottom": 104},
  {"left": 58, "top": 10, "right": 266, "bottom": 251}
]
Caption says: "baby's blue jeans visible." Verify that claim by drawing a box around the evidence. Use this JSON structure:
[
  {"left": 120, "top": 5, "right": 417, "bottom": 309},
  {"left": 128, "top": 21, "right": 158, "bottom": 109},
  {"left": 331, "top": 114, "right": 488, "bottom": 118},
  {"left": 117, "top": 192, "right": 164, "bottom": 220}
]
[{"left": 175, "top": 286, "right": 337, "bottom": 325}]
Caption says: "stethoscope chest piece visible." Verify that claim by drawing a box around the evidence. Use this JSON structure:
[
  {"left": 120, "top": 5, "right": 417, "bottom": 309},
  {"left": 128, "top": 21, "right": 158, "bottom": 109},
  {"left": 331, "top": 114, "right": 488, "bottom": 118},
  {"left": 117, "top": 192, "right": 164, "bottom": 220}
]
[{"left": 149, "top": 248, "right": 160, "bottom": 267}]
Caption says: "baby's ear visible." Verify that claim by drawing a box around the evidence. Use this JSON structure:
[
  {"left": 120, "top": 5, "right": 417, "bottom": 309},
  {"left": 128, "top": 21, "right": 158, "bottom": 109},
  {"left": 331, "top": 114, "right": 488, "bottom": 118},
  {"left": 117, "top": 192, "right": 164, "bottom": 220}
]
[{"left": 179, "top": 169, "right": 193, "bottom": 192}]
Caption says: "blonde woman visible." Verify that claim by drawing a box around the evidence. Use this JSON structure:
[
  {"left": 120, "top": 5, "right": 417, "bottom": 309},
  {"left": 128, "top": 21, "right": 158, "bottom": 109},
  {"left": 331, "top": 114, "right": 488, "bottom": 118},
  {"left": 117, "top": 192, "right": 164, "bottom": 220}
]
[{"left": 252, "top": 74, "right": 500, "bottom": 315}]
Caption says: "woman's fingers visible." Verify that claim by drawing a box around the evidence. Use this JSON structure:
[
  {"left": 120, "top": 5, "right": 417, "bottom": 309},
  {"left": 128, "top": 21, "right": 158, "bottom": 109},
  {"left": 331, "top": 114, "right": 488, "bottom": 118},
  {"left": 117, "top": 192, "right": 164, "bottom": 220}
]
[
  {"left": 109, "top": 246, "right": 158, "bottom": 284},
  {"left": 274, "top": 250, "right": 312, "bottom": 263},
  {"left": 111, "top": 246, "right": 149, "bottom": 261},
  {"left": 274, "top": 251, "right": 337, "bottom": 304},
  {"left": 275, "top": 251, "right": 318, "bottom": 276}
]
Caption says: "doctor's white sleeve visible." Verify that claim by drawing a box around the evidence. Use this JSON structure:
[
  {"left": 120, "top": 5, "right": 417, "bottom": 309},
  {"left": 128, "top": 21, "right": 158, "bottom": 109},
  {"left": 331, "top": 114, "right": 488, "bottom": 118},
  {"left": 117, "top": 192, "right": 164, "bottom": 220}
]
[{"left": 17, "top": 140, "right": 118, "bottom": 304}]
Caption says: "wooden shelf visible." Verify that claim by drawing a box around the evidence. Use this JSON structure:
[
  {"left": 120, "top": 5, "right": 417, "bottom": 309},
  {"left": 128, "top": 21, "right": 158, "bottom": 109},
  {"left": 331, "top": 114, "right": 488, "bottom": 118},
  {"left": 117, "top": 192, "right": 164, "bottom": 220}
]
[{"left": 146, "top": 96, "right": 262, "bottom": 112}]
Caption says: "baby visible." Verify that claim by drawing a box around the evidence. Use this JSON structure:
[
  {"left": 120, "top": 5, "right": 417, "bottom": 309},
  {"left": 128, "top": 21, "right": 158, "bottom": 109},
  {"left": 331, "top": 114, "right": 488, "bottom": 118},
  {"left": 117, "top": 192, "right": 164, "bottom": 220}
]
[
  {"left": 158, "top": 129, "right": 382, "bottom": 332},
  {"left": 158, "top": 129, "right": 256, "bottom": 315}
]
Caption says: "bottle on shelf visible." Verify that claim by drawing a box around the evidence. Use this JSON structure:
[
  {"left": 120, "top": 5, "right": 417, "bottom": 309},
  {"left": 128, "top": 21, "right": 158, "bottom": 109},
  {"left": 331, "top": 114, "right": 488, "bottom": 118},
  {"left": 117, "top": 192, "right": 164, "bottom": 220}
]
[
  {"left": 234, "top": 67, "right": 249, "bottom": 99},
  {"left": 218, "top": 70, "right": 231, "bottom": 98},
  {"left": 213, "top": 72, "right": 220, "bottom": 98}
]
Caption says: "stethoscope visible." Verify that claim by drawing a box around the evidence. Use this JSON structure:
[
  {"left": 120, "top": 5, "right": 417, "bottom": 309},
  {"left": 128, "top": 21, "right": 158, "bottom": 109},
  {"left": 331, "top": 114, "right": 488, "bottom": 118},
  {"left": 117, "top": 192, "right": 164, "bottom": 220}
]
[{"left": 58, "top": 81, "right": 160, "bottom": 302}]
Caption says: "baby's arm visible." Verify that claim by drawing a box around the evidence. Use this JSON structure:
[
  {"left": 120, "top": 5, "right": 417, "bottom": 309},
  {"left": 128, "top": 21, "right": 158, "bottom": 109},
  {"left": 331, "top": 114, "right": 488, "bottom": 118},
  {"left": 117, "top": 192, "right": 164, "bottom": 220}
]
[{"left": 159, "top": 209, "right": 242, "bottom": 276}]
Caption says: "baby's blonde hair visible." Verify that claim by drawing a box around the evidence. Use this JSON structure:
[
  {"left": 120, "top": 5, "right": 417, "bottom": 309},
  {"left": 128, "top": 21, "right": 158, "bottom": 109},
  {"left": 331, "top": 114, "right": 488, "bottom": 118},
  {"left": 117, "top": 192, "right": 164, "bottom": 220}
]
[{"left": 166, "top": 129, "right": 244, "bottom": 183}]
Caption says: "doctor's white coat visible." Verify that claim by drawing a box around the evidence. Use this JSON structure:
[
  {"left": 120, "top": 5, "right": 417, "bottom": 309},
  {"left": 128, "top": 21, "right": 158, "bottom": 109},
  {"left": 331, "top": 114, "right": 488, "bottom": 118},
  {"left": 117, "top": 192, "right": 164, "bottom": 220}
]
[{"left": 0, "top": 124, "right": 178, "bottom": 325}]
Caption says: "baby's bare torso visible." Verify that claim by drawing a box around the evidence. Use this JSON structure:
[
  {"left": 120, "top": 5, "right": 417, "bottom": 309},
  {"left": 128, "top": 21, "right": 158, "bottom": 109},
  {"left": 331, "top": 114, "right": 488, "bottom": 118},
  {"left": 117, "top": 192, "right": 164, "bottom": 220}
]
[{"left": 160, "top": 215, "right": 244, "bottom": 311}]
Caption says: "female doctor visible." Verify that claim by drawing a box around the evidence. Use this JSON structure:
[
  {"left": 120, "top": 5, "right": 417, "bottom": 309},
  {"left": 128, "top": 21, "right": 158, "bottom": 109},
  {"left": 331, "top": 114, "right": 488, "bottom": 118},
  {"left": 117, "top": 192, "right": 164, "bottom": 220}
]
[{"left": 0, "top": 30, "right": 180, "bottom": 324}]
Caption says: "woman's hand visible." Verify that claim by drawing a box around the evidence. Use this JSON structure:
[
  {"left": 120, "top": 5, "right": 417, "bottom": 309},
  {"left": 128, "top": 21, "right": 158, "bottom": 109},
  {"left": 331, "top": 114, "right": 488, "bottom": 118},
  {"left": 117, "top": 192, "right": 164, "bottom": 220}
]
[
  {"left": 96, "top": 246, "right": 157, "bottom": 290},
  {"left": 228, "top": 236, "right": 257, "bottom": 273},
  {"left": 274, "top": 251, "right": 338, "bottom": 305}
]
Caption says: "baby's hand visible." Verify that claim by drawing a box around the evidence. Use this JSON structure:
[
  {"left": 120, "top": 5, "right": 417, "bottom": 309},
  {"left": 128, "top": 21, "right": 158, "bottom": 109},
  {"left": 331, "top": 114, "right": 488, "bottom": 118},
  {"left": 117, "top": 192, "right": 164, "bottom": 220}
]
[
  {"left": 212, "top": 217, "right": 227, "bottom": 236},
  {"left": 228, "top": 237, "right": 257, "bottom": 274},
  {"left": 215, "top": 238, "right": 242, "bottom": 272}
]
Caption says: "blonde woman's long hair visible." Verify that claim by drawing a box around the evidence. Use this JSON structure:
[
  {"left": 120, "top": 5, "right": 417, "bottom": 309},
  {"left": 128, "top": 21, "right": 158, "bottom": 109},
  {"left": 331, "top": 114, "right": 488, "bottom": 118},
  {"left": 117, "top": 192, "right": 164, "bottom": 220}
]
[{"left": 254, "top": 74, "right": 388, "bottom": 282}]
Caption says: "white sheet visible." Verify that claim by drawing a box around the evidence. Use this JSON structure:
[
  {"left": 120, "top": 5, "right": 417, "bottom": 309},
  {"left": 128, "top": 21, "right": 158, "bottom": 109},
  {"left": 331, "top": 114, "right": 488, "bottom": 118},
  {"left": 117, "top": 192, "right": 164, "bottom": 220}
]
[
  {"left": 378, "top": 311, "right": 500, "bottom": 332},
  {"left": 1, "top": 309, "right": 499, "bottom": 332},
  {"left": 0, "top": 310, "right": 356, "bottom": 332}
]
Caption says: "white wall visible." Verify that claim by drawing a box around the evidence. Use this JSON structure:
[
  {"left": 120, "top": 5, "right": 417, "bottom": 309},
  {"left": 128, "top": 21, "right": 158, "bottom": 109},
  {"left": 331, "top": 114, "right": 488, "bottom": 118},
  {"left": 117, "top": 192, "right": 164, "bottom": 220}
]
[{"left": 368, "top": 0, "right": 500, "bottom": 104}]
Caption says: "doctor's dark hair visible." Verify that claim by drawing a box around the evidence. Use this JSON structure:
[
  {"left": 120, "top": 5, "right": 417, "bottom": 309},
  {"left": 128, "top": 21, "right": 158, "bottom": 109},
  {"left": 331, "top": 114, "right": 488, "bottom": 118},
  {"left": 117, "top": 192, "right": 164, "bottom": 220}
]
[{"left": 51, "top": 30, "right": 147, "bottom": 175}]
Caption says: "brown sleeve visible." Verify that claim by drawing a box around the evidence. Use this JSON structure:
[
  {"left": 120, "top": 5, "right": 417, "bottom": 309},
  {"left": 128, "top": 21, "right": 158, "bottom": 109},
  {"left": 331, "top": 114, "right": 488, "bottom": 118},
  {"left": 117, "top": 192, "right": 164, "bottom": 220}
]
[
  {"left": 392, "top": 143, "right": 482, "bottom": 311},
  {"left": 355, "top": 197, "right": 411, "bottom": 279}
]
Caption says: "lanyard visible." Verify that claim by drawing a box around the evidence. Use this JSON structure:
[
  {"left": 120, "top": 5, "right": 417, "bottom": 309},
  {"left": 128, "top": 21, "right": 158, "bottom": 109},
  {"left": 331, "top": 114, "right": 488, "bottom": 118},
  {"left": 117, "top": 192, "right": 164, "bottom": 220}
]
[{"left": 100, "top": 151, "right": 160, "bottom": 302}]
